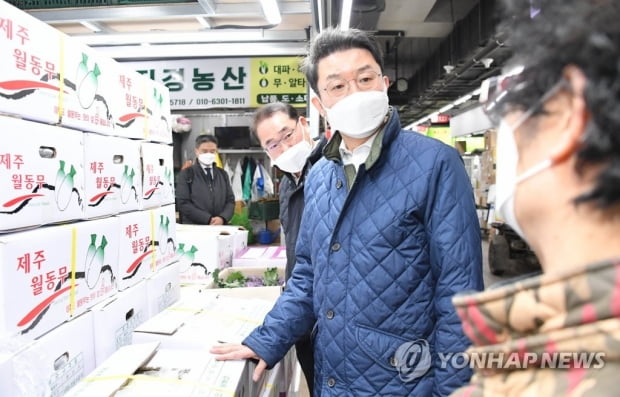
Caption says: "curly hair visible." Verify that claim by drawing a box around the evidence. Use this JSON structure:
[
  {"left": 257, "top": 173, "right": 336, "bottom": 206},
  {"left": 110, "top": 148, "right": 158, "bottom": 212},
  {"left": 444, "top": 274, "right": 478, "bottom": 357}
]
[
  {"left": 300, "top": 27, "right": 384, "bottom": 97},
  {"left": 498, "top": 0, "right": 620, "bottom": 207}
]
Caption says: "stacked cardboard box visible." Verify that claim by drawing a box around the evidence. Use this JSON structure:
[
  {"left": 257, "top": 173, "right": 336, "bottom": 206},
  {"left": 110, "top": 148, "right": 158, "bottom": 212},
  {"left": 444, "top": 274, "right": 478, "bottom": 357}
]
[{"left": 0, "top": 3, "right": 180, "bottom": 396}]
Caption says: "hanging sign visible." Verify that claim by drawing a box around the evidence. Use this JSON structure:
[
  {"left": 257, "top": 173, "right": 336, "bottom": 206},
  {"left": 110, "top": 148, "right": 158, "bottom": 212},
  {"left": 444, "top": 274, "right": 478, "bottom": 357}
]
[{"left": 122, "top": 56, "right": 307, "bottom": 110}]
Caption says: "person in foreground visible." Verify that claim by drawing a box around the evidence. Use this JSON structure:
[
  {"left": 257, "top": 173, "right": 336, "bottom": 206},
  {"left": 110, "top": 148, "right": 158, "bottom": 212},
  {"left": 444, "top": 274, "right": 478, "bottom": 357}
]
[
  {"left": 251, "top": 102, "right": 327, "bottom": 395},
  {"left": 176, "top": 134, "right": 234, "bottom": 225},
  {"left": 212, "top": 27, "right": 483, "bottom": 396},
  {"left": 450, "top": 0, "right": 620, "bottom": 395}
]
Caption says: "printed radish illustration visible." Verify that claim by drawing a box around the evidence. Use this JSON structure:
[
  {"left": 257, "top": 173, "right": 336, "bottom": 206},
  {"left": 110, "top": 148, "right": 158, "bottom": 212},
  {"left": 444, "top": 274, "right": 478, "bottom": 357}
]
[
  {"left": 177, "top": 243, "right": 198, "bottom": 272},
  {"left": 75, "top": 53, "right": 89, "bottom": 89},
  {"left": 55, "top": 160, "right": 66, "bottom": 189},
  {"left": 120, "top": 166, "right": 137, "bottom": 204},
  {"left": 85, "top": 234, "right": 98, "bottom": 288},
  {"left": 157, "top": 215, "right": 168, "bottom": 254},
  {"left": 78, "top": 63, "right": 100, "bottom": 109},
  {"left": 55, "top": 163, "right": 76, "bottom": 211}
]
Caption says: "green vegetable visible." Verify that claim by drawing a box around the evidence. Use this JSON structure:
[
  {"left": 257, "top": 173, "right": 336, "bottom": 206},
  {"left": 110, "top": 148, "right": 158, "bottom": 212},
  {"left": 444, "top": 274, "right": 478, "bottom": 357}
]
[
  {"left": 263, "top": 267, "right": 280, "bottom": 286},
  {"left": 212, "top": 268, "right": 282, "bottom": 288},
  {"left": 213, "top": 268, "right": 248, "bottom": 288}
]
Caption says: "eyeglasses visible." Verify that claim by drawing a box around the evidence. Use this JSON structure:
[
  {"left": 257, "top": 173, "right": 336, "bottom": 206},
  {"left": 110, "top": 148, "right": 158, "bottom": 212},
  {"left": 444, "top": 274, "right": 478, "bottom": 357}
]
[
  {"left": 479, "top": 66, "right": 527, "bottom": 125},
  {"left": 263, "top": 120, "right": 299, "bottom": 154},
  {"left": 479, "top": 65, "right": 569, "bottom": 127},
  {"left": 321, "top": 70, "right": 383, "bottom": 98}
]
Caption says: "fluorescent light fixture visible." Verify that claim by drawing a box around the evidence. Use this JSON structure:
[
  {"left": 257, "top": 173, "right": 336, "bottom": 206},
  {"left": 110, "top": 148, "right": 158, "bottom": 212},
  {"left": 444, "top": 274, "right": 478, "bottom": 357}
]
[
  {"left": 260, "top": 0, "right": 282, "bottom": 25},
  {"left": 340, "top": 0, "right": 353, "bottom": 29},
  {"left": 75, "top": 30, "right": 267, "bottom": 46},
  {"left": 439, "top": 103, "right": 455, "bottom": 113},
  {"left": 80, "top": 21, "right": 102, "bottom": 33},
  {"left": 196, "top": 16, "right": 211, "bottom": 29},
  {"left": 454, "top": 94, "right": 473, "bottom": 106}
]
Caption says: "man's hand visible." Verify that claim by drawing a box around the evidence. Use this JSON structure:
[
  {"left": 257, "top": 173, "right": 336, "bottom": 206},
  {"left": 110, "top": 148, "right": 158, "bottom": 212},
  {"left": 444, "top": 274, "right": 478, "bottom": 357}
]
[
  {"left": 210, "top": 216, "right": 225, "bottom": 225},
  {"left": 210, "top": 343, "right": 268, "bottom": 381}
]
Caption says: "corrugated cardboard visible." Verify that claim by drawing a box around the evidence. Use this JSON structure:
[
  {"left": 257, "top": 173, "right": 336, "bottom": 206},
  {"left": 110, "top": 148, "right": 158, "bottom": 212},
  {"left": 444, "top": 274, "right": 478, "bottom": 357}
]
[
  {"left": 91, "top": 280, "right": 149, "bottom": 366},
  {"left": 65, "top": 342, "right": 250, "bottom": 397},
  {"left": 0, "top": 116, "right": 84, "bottom": 231}
]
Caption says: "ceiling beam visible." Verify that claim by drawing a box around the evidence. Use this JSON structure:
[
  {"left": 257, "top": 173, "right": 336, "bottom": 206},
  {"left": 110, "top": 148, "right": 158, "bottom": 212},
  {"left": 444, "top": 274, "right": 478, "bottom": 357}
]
[{"left": 28, "top": 2, "right": 311, "bottom": 23}]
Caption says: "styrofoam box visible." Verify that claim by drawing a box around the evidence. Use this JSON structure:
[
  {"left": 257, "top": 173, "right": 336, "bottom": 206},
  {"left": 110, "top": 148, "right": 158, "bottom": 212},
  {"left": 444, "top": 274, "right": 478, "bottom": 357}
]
[
  {"left": 91, "top": 280, "right": 149, "bottom": 366},
  {"left": 58, "top": 40, "right": 114, "bottom": 136},
  {"left": 0, "top": 116, "right": 84, "bottom": 232},
  {"left": 232, "top": 245, "right": 287, "bottom": 269},
  {"left": 83, "top": 134, "right": 142, "bottom": 219},
  {"left": 145, "top": 261, "right": 181, "bottom": 318},
  {"left": 65, "top": 342, "right": 250, "bottom": 397},
  {"left": 176, "top": 224, "right": 233, "bottom": 284},
  {"left": 0, "top": 1, "right": 62, "bottom": 124},
  {"left": 140, "top": 142, "right": 174, "bottom": 209},
  {"left": 116, "top": 205, "right": 177, "bottom": 290},
  {"left": 0, "top": 311, "right": 95, "bottom": 397},
  {"left": 0, "top": 218, "right": 118, "bottom": 340},
  {"left": 144, "top": 78, "right": 172, "bottom": 144}
]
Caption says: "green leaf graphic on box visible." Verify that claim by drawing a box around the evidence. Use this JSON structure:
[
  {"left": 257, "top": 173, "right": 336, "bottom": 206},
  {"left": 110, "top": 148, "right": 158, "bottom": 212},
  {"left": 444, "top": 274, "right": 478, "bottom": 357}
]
[
  {"left": 75, "top": 53, "right": 89, "bottom": 86},
  {"left": 78, "top": 63, "right": 100, "bottom": 109},
  {"left": 55, "top": 160, "right": 66, "bottom": 188},
  {"left": 56, "top": 164, "right": 76, "bottom": 211}
]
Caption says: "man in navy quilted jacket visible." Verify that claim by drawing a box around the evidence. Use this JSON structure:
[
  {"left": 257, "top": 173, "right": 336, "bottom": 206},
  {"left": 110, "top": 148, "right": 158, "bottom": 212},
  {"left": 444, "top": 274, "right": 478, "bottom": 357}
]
[{"left": 212, "top": 27, "right": 484, "bottom": 396}]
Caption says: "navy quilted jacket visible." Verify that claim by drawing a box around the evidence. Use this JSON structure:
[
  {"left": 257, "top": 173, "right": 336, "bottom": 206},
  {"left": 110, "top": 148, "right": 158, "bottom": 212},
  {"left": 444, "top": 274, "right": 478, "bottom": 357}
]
[{"left": 244, "top": 109, "right": 483, "bottom": 396}]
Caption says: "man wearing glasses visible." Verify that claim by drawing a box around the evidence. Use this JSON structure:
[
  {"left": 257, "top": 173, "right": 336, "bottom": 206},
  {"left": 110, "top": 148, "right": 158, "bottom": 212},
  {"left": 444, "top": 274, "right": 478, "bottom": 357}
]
[
  {"left": 251, "top": 102, "right": 327, "bottom": 396},
  {"left": 212, "top": 28, "right": 482, "bottom": 396}
]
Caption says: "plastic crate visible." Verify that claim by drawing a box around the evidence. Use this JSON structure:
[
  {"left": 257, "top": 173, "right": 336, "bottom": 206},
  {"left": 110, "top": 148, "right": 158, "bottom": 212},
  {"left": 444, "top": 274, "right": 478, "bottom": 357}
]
[{"left": 249, "top": 199, "right": 280, "bottom": 221}]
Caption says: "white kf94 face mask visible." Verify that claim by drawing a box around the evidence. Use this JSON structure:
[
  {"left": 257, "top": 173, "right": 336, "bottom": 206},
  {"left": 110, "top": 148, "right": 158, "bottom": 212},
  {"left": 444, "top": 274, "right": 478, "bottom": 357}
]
[
  {"left": 323, "top": 90, "right": 389, "bottom": 139},
  {"left": 272, "top": 140, "right": 313, "bottom": 173},
  {"left": 198, "top": 152, "right": 216, "bottom": 166}
]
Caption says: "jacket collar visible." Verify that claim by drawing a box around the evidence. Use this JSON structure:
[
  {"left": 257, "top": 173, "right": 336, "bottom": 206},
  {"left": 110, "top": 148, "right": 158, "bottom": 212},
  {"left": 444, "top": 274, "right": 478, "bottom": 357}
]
[
  {"left": 323, "top": 107, "right": 400, "bottom": 171},
  {"left": 452, "top": 258, "right": 620, "bottom": 357}
]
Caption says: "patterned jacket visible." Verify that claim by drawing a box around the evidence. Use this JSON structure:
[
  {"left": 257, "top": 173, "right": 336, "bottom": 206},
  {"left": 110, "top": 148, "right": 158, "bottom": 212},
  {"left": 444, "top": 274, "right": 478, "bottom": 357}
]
[
  {"left": 450, "top": 259, "right": 620, "bottom": 397},
  {"left": 243, "top": 109, "right": 483, "bottom": 396}
]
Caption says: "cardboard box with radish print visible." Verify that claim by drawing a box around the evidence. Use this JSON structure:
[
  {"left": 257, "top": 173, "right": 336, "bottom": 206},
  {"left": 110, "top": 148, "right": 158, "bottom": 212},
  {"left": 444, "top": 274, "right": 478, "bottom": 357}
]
[
  {"left": 140, "top": 142, "right": 174, "bottom": 209},
  {"left": 83, "top": 133, "right": 142, "bottom": 219},
  {"left": 0, "top": 116, "right": 84, "bottom": 232},
  {"left": 62, "top": 217, "right": 120, "bottom": 319},
  {"left": 91, "top": 281, "right": 149, "bottom": 366},
  {"left": 116, "top": 209, "right": 152, "bottom": 291},
  {"left": 151, "top": 204, "right": 177, "bottom": 271},
  {"left": 0, "top": 311, "right": 95, "bottom": 397},
  {"left": 0, "top": 217, "right": 117, "bottom": 341},
  {"left": 0, "top": 1, "right": 63, "bottom": 124},
  {"left": 145, "top": 261, "right": 181, "bottom": 318},
  {"left": 176, "top": 224, "right": 233, "bottom": 285},
  {"left": 107, "top": 66, "right": 148, "bottom": 140},
  {"left": 0, "top": 225, "right": 73, "bottom": 340},
  {"left": 116, "top": 205, "right": 177, "bottom": 290},
  {"left": 144, "top": 78, "right": 172, "bottom": 144},
  {"left": 58, "top": 41, "right": 114, "bottom": 135}
]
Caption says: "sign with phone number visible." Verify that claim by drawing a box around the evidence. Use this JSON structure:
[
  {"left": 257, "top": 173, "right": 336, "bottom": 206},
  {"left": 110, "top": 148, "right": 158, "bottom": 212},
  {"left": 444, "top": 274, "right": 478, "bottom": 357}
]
[{"left": 122, "top": 57, "right": 307, "bottom": 110}]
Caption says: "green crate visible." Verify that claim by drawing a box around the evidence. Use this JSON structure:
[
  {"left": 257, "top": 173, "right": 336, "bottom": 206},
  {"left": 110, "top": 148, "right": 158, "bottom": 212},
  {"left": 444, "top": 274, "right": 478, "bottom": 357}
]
[{"left": 249, "top": 200, "right": 280, "bottom": 221}]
